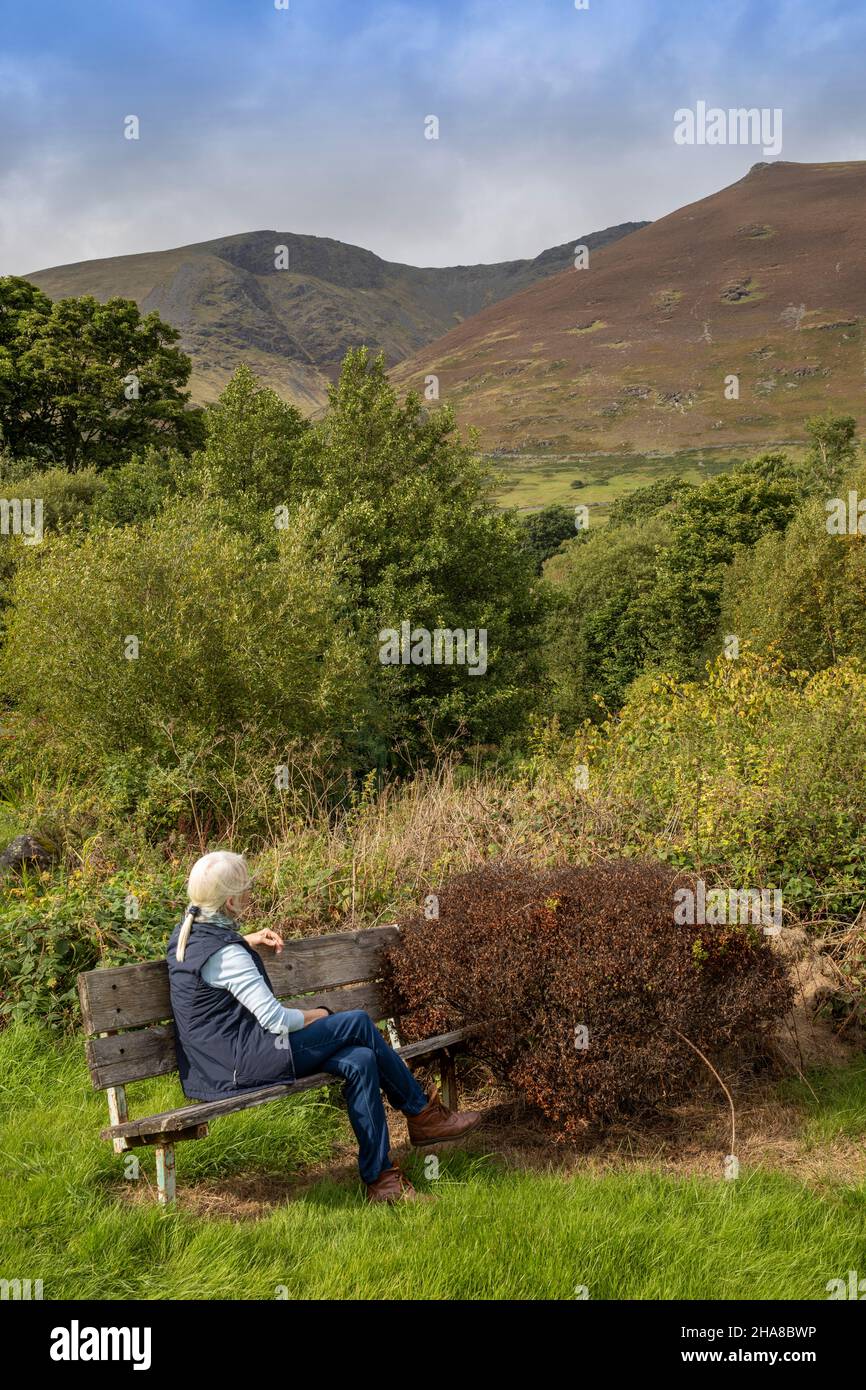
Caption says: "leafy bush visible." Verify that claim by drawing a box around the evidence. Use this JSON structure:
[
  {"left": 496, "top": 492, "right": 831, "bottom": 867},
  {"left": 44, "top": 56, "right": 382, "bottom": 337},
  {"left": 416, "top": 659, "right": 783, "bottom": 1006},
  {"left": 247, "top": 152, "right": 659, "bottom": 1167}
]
[
  {"left": 721, "top": 464, "right": 866, "bottom": 673},
  {"left": 385, "top": 860, "right": 792, "bottom": 1137},
  {"left": 646, "top": 464, "right": 803, "bottom": 677},
  {"left": 519, "top": 504, "right": 583, "bottom": 572},
  {"left": 0, "top": 466, "right": 105, "bottom": 526},
  {"left": 0, "top": 498, "right": 372, "bottom": 830},
  {"left": 571, "top": 649, "right": 866, "bottom": 917},
  {"left": 90, "top": 447, "right": 185, "bottom": 526},
  {"left": 606, "top": 475, "right": 694, "bottom": 528},
  {"left": 545, "top": 514, "right": 670, "bottom": 723},
  {"left": 546, "top": 452, "right": 811, "bottom": 726},
  {"left": 0, "top": 467, "right": 106, "bottom": 594},
  {"left": 0, "top": 863, "right": 184, "bottom": 1028},
  {"left": 191, "top": 364, "right": 309, "bottom": 512}
]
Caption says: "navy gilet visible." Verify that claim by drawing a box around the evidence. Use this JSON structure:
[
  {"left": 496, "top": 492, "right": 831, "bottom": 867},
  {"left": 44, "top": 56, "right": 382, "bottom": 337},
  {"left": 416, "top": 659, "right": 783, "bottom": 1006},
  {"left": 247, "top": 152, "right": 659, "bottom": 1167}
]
[{"left": 166, "top": 916, "right": 294, "bottom": 1102}]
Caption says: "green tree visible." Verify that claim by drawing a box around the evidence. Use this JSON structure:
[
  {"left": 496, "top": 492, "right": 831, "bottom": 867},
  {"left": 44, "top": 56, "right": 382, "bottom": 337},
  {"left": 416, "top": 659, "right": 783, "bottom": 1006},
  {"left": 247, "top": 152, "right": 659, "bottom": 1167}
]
[
  {"left": 804, "top": 412, "right": 858, "bottom": 490},
  {"left": 735, "top": 450, "right": 800, "bottom": 484},
  {"left": 545, "top": 515, "right": 671, "bottom": 724},
  {"left": 296, "top": 349, "right": 544, "bottom": 756},
  {"left": 0, "top": 467, "right": 105, "bottom": 597},
  {"left": 607, "top": 475, "right": 694, "bottom": 528},
  {"left": 91, "top": 447, "right": 186, "bottom": 527},
  {"left": 648, "top": 464, "right": 804, "bottom": 676},
  {"left": 0, "top": 500, "right": 371, "bottom": 823},
  {"left": 191, "top": 365, "right": 309, "bottom": 514},
  {"left": 88, "top": 369, "right": 309, "bottom": 529},
  {"left": 519, "top": 504, "right": 584, "bottom": 573},
  {"left": 721, "top": 462, "right": 866, "bottom": 672},
  {"left": 0, "top": 278, "right": 204, "bottom": 469}
]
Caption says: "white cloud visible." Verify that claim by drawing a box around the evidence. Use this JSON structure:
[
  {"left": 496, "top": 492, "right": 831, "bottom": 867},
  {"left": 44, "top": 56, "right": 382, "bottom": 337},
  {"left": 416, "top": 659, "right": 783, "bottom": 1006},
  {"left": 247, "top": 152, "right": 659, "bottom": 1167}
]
[{"left": 2, "top": 0, "right": 865, "bottom": 274}]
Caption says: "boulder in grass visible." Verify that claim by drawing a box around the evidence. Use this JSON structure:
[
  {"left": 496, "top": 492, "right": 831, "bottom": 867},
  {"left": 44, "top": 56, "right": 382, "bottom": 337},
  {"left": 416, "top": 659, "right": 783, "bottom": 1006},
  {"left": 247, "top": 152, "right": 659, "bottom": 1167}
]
[{"left": 0, "top": 833, "right": 54, "bottom": 874}]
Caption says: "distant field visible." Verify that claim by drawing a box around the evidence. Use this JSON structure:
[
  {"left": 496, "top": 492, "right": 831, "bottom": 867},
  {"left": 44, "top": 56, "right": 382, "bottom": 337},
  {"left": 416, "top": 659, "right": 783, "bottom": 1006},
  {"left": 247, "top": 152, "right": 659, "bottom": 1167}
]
[{"left": 491, "top": 443, "right": 802, "bottom": 519}]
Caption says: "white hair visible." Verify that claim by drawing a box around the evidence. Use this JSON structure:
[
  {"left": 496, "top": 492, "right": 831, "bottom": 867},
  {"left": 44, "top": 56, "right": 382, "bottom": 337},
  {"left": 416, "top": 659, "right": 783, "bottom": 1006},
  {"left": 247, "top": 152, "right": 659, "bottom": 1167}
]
[{"left": 175, "top": 850, "right": 252, "bottom": 962}]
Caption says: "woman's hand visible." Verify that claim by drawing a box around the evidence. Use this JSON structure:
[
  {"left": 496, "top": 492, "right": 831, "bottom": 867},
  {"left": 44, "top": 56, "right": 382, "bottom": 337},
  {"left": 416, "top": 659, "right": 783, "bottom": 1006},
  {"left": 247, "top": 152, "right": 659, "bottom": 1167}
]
[
  {"left": 302, "top": 1008, "right": 331, "bottom": 1026},
  {"left": 244, "top": 928, "right": 284, "bottom": 954}
]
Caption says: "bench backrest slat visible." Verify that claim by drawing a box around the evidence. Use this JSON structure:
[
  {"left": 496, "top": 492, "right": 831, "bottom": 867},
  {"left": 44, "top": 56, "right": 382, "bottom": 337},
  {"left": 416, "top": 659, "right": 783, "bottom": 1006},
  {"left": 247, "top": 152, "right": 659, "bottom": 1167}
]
[
  {"left": 78, "top": 926, "right": 401, "bottom": 1034},
  {"left": 78, "top": 961, "right": 170, "bottom": 1034},
  {"left": 77, "top": 926, "right": 402, "bottom": 1089},
  {"left": 84, "top": 981, "right": 392, "bottom": 1088}
]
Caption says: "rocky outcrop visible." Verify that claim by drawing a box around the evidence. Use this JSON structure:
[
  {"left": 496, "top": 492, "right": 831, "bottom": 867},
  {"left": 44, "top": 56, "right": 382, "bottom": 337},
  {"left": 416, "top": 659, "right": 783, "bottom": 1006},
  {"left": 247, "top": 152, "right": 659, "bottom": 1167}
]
[{"left": 0, "top": 833, "right": 54, "bottom": 874}]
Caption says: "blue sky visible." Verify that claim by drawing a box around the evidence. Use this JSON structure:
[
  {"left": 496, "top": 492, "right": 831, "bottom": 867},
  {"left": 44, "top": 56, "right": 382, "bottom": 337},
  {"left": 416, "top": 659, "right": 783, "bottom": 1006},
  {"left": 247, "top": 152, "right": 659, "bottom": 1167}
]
[{"left": 1, "top": 0, "right": 865, "bottom": 273}]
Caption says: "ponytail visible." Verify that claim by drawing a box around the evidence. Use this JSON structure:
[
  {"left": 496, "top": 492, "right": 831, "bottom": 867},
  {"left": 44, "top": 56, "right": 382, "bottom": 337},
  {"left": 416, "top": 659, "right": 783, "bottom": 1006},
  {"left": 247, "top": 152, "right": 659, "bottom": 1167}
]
[{"left": 176, "top": 904, "right": 200, "bottom": 963}]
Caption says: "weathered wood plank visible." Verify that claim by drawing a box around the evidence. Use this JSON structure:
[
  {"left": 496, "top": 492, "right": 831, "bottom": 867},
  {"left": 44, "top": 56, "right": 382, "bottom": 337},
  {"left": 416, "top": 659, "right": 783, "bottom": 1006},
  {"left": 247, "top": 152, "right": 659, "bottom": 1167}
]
[
  {"left": 84, "top": 981, "right": 393, "bottom": 1089},
  {"left": 101, "top": 1073, "right": 336, "bottom": 1140},
  {"left": 99, "top": 1026, "right": 475, "bottom": 1140},
  {"left": 77, "top": 971, "right": 95, "bottom": 1036},
  {"left": 257, "top": 926, "right": 401, "bottom": 997},
  {"left": 78, "top": 961, "right": 171, "bottom": 1034},
  {"left": 78, "top": 925, "right": 401, "bottom": 1034},
  {"left": 439, "top": 1049, "right": 459, "bottom": 1111},
  {"left": 86, "top": 1024, "right": 178, "bottom": 1090},
  {"left": 123, "top": 1124, "right": 209, "bottom": 1149},
  {"left": 394, "top": 1026, "right": 477, "bottom": 1061}
]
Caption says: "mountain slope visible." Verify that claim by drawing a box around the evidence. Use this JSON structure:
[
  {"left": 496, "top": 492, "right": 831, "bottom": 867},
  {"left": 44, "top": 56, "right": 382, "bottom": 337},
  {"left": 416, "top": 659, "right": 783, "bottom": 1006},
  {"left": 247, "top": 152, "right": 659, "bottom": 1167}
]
[
  {"left": 25, "top": 223, "right": 646, "bottom": 410},
  {"left": 392, "top": 162, "right": 866, "bottom": 455}
]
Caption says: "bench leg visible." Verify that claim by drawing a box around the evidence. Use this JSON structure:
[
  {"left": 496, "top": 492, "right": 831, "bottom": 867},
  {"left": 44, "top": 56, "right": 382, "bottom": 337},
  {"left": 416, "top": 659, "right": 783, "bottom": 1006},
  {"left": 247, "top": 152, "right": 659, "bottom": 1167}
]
[
  {"left": 155, "top": 1143, "right": 176, "bottom": 1205},
  {"left": 439, "top": 1048, "right": 459, "bottom": 1112},
  {"left": 106, "top": 1085, "right": 129, "bottom": 1155}
]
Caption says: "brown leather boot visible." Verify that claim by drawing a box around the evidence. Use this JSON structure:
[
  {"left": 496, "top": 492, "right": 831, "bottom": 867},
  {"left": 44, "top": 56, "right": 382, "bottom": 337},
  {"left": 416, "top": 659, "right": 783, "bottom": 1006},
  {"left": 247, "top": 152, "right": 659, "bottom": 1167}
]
[
  {"left": 365, "top": 1161, "right": 435, "bottom": 1204},
  {"left": 406, "top": 1086, "right": 484, "bottom": 1146}
]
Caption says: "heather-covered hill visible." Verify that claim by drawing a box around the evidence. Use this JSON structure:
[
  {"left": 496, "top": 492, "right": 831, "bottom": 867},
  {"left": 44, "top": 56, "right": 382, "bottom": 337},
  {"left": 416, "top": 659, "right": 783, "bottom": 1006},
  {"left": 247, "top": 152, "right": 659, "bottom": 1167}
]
[
  {"left": 26, "top": 222, "right": 646, "bottom": 410},
  {"left": 392, "top": 161, "right": 866, "bottom": 455}
]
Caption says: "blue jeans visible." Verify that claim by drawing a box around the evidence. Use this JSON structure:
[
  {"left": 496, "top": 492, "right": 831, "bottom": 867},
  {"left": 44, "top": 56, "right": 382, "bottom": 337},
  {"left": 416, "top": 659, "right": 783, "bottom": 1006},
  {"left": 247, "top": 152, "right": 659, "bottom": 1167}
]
[{"left": 288, "top": 1009, "right": 430, "bottom": 1183}]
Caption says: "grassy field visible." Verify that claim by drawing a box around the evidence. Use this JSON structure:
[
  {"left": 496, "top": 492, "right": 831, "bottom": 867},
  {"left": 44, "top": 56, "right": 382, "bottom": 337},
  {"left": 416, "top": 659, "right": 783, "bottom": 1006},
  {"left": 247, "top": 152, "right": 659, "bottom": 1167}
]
[
  {"left": 491, "top": 443, "right": 799, "bottom": 517},
  {"left": 3, "top": 1023, "right": 866, "bottom": 1301}
]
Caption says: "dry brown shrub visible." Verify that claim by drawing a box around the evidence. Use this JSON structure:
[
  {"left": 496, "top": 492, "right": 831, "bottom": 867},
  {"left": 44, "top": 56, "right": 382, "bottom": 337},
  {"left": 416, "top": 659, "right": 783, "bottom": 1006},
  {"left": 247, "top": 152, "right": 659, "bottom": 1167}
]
[{"left": 383, "top": 860, "right": 793, "bottom": 1139}]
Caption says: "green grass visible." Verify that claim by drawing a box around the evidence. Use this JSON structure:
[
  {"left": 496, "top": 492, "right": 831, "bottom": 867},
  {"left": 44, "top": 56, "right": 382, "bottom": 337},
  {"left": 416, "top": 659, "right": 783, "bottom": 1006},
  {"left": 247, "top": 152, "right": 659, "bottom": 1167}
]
[
  {"left": 492, "top": 446, "right": 751, "bottom": 516},
  {"left": 784, "top": 1055, "right": 866, "bottom": 1145},
  {"left": 0, "top": 806, "right": 21, "bottom": 847},
  {"left": 3, "top": 1023, "right": 866, "bottom": 1300}
]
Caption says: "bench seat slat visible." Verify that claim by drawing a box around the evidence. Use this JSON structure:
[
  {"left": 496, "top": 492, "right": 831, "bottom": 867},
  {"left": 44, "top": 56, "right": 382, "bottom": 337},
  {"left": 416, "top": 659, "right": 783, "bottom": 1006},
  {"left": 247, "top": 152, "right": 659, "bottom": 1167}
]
[{"left": 98, "top": 1026, "right": 476, "bottom": 1140}]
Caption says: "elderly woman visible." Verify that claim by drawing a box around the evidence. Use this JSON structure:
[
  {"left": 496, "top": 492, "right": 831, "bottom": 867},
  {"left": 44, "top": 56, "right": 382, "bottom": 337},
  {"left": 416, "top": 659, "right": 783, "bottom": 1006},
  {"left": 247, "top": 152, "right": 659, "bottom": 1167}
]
[{"left": 166, "top": 850, "right": 482, "bottom": 1203}]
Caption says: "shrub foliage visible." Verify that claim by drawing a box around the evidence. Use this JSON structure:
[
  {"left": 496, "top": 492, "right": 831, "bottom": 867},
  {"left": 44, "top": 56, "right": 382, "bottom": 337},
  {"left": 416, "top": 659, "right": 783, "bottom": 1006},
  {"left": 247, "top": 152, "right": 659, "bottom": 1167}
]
[{"left": 385, "top": 860, "right": 792, "bottom": 1138}]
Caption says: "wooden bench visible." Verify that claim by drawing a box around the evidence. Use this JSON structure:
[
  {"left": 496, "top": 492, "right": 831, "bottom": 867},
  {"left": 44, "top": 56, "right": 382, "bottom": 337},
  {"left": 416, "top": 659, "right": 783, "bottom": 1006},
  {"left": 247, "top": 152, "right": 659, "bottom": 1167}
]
[{"left": 77, "top": 924, "right": 474, "bottom": 1204}]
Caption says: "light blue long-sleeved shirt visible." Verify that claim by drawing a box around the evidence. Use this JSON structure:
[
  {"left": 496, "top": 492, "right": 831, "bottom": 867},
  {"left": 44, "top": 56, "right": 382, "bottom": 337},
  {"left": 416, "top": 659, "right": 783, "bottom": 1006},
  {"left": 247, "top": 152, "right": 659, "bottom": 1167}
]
[{"left": 198, "top": 914, "right": 306, "bottom": 1034}]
